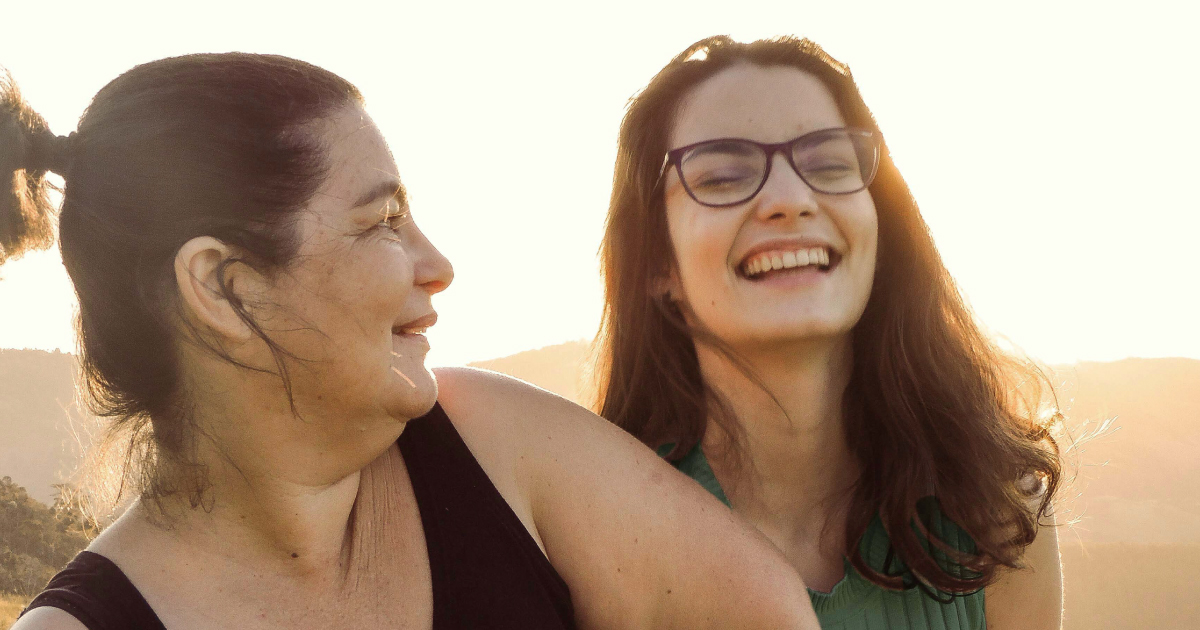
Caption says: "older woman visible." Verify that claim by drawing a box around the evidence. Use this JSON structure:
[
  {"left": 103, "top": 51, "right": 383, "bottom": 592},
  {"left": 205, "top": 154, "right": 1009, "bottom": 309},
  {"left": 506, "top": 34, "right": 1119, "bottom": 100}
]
[
  {"left": 3, "top": 54, "right": 817, "bottom": 630},
  {"left": 594, "top": 36, "right": 1063, "bottom": 629}
]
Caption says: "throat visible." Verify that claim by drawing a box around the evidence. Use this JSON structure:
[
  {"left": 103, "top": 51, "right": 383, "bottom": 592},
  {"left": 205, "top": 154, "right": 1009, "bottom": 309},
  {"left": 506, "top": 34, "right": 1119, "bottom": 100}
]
[
  {"left": 727, "top": 474, "right": 854, "bottom": 594},
  {"left": 794, "top": 546, "right": 850, "bottom": 595}
]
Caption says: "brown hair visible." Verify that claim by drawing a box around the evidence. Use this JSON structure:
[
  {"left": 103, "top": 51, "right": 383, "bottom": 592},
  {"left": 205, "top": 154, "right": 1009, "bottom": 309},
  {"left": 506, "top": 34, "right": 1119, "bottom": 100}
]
[
  {"left": 0, "top": 54, "right": 362, "bottom": 512},
  {"left": 594, "top": 35, "right": 1061, "bottom": 594}
]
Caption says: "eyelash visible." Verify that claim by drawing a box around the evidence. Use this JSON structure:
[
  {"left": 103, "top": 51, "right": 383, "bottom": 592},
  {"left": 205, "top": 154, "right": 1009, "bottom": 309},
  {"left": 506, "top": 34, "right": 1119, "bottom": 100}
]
[
  {"left": 377, "top": 214, "right": 408, "bottom": 231},
  {"left": 376, "top": 198, "right": 410, "bottom": 233}
]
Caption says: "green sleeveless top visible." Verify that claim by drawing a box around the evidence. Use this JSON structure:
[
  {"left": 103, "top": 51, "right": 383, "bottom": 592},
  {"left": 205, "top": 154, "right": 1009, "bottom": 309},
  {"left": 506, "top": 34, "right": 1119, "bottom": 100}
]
[{"left": 663, "top": 444, "right": 987, "bottom": 629}]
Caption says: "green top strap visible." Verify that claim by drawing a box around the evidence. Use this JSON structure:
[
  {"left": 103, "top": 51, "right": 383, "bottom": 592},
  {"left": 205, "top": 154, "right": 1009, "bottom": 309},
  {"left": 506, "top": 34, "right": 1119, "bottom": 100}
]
[{"left": 659, "top": 443, "right": 987, "bottom": 629}]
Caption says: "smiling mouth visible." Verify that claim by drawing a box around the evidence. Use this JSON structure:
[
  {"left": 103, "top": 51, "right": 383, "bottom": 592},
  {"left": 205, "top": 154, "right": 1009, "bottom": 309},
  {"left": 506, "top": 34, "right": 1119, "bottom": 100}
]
[
  {"left": 393, "top": 312, "right": 437, "bottom": 336},
  {"left": 739, "top": 246, "right": 840, "bottom": 280}
]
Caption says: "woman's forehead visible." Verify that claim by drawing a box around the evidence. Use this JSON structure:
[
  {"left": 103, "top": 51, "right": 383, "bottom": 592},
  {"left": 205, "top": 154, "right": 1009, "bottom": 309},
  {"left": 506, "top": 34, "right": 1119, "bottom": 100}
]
[
  {"left": 312, "top": 104, "right": 400, "bottom": 212},
  {"left": 669, "top": 64, "right": 846, "bottom": 148}
]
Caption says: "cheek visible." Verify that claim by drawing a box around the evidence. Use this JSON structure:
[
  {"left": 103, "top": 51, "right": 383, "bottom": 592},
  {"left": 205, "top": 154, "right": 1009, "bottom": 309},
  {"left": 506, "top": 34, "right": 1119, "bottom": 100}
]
[
  {"left": 862, "top": 213, "right": 879, "bottom": 272},
  {"left": 866, "top": 210, "right": 880, "bottom": 268},
  {"left": 344, "top": 237, "right": 415, "bottom": 287},
  {"left": 295, "top": 248, "right": 415, "bottom": 344},
  {"left": 345, "top": 252, "right": 415, "bottom": 334},
  {"left": 848, "top": 202, "right": 880, "bottom": 302},
  {"left": 837, "top": 196, "right": 879, "bottom": 262},
  {"left": 667, "top": 208, "right": 734, "bottom": 295}
]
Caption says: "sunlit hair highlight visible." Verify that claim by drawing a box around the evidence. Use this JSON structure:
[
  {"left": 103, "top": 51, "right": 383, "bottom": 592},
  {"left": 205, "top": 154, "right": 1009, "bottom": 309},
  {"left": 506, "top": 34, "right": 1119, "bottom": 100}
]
[
  {"left": 594, "top": 35, "right": 1062, "bottom": 595},
  {"left": 0, "top": 70, "right": 57, "bottom": 263}
]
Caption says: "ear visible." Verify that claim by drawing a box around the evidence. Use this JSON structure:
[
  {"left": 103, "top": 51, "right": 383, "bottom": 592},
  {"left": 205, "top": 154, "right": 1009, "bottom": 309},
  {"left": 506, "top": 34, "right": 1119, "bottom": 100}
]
[
  {"left": 651, "top": 266, "right": 683, "bottom": 303},
  {"left": 173, "top": 237, "right": 260, "bottom": 343}
]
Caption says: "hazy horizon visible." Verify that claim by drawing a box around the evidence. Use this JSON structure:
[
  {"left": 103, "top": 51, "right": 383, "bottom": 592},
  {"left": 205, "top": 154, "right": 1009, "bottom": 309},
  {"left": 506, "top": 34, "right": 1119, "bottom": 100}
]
[
  {"left": 3, "top": 347, "right": 1199, "bottom": 629},
  {"left": 1, "top": 0, "right": 1197, "bottom": 368}
]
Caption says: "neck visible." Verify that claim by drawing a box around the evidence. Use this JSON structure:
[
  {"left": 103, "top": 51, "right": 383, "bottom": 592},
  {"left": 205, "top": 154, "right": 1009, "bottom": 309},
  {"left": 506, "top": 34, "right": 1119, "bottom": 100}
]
[
  {"left": 150, "top": 447, "right": 364, "bottom": 585},
  {"left": 138, "top": 375, "right": 409, "bottom": 589},
  {"left": 697, "top": 335, "right": 859, "bottom": 545}
]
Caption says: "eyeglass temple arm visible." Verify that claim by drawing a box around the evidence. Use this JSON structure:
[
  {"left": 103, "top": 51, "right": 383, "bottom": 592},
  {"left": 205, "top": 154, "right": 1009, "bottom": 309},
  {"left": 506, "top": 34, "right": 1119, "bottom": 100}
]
[{"left": 652, "top": 152, "right": 673, "bottom": 193}]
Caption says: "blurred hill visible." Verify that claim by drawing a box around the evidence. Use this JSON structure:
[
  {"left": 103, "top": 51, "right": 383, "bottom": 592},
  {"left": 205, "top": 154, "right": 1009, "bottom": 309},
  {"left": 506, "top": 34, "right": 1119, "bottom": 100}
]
[
  {"left": 474, "top": 345, "right": 1200, "bottom": 546},
  {"left": 6, "top": 344, "right": 1197, "bottom": 539},
  {"left": 1050, "top": 357, "right": 1200, "bottom": 546},
  {"left": 2, "top": 344, "right": 1198, "bottom": 629},
  {"left": 1058, "top": 542, "right": 1200, "bottom": 629},
  {"left": 0, "top": 350, "right": 83, "bottom": 505},
  {"left": 469, "top": 340, "right": 593, "bottom": 404},
  {"left": 468, "top": 344, "right": 1200, "bottom": 629}
]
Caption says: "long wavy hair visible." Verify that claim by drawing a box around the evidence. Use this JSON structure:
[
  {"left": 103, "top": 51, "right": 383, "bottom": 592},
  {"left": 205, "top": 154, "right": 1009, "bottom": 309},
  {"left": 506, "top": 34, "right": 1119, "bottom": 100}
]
[{"left": 593, "top": 35, "right": 1061, "bottom": 594}]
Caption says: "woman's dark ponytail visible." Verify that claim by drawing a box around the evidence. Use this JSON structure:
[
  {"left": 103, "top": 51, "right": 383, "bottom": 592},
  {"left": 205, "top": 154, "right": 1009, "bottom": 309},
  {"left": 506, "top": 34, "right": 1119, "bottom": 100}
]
[
  {"left": 2, "top": 53, "right": 363, "bottom": 514},
  {"left": 1, "top": 70, "right": 64, "bottom": 264}
]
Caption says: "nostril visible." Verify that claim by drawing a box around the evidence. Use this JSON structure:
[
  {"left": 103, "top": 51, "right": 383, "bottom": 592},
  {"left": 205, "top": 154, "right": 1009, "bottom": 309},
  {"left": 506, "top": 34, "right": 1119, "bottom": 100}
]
[{"left": 423, "top": 279, "right": 451, "bottom": 295}]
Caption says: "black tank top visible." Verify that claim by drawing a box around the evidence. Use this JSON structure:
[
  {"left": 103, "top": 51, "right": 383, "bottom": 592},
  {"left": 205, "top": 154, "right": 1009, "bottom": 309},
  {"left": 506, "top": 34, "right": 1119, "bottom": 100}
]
[{"left": 20, "top": 403, "right": 575, "bottom": 629}]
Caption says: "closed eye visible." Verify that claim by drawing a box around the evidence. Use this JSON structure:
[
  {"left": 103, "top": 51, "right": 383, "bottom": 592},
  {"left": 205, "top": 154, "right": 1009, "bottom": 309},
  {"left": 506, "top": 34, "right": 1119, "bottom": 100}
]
[{"left": 376, "top": 196, "right": 412, "bottom": 233}]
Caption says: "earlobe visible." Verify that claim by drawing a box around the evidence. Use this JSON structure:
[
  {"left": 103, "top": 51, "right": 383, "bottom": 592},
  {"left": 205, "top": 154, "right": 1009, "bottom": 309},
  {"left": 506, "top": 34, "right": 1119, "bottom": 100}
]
[
  {"left": 651, "top": 269, "right": 683, "bottom": 304},
  {"left": 173, "top": 237, "right": 255, "bottom": 343}
]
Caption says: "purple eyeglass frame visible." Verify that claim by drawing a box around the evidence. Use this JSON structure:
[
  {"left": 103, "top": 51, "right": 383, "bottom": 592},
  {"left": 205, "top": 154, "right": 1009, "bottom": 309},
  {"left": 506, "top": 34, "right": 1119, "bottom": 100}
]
[{"left": 657, "top": 127, "right": 881, "bottom": 207}]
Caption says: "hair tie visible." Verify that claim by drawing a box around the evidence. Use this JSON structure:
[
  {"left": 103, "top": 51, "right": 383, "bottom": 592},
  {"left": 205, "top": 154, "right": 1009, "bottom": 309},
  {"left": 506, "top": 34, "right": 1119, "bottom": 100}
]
[{"left": 25, "top": 130, "right": 75, "bottom": 175}]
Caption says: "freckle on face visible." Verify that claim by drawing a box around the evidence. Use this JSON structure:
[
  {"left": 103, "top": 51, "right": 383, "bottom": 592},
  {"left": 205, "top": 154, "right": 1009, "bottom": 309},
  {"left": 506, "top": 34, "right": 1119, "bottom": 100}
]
[{"left": 663, "top": 65, "right": 879, "bottom": 348}]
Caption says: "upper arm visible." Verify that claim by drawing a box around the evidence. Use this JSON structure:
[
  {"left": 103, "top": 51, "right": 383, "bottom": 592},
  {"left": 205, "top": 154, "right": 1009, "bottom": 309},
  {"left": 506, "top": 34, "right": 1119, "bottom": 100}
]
[
  {"left": 435, "top": 367, "right": 818, "bottom": 630},
  {"left": 985, "top": 515, "right": 1063, "bottom": 630},
  {"left": 10, "top": 606, "right": 90, "bottom": 630}
]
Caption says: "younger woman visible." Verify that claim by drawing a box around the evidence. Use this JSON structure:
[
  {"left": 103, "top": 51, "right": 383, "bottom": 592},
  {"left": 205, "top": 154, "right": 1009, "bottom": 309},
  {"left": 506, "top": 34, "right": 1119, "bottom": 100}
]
[{"left": 595, "top": 36, "right": 1063, "bottom": 629}]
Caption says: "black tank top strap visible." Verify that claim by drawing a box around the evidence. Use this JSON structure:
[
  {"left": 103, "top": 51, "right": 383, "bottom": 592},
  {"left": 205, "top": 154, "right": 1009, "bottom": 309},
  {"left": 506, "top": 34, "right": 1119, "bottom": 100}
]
[
  {"left": 20, "top": 550, "right": 166, "bottom": 630},
  {"left": 398, "top": 402, "right": 575, "bottom": 629},
  {"left": 20, "top": 402, "right": 574, "bottom": 630}
]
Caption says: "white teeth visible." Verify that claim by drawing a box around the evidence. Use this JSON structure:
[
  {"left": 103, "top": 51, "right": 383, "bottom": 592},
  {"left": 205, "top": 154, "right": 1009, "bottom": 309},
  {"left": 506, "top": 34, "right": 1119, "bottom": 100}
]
[{"left": 742, "top": 247, "right": 834, "bottom": 278}]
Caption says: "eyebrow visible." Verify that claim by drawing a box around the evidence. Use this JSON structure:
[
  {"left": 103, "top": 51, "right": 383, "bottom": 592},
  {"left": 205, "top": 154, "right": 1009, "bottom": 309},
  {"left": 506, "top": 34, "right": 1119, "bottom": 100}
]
[
  {"left": 689, "top": 140, "right": 759, "bottom": 156},
  {"left": 351, "top": 178, "right": 408, "bottom": 211}
]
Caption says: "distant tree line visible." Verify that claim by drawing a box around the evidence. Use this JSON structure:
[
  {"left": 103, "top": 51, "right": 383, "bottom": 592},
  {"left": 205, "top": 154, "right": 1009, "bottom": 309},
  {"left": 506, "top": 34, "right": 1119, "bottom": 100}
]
[{"left": 0, "top": 476, "right": 94, "bottom": 598}]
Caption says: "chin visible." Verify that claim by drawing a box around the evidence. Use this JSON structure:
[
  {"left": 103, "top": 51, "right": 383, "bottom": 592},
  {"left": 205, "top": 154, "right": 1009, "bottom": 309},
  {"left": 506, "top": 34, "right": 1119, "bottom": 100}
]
[
  {"left": 733, "top": 313, "right": 852, "bottom": 338},
  {"left": 390, "top": 370, "right": 439, "bottom": 420}
]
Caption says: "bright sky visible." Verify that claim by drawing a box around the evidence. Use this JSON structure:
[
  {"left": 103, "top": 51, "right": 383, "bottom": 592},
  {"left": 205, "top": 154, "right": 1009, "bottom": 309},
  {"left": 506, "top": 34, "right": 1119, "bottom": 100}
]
[{"left": 1, "top": 0, "right": 1197, "bottom": 367}]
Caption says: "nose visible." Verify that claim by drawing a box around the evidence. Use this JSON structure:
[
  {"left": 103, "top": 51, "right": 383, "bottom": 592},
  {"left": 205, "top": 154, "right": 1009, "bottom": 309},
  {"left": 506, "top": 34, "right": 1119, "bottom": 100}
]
[
  {"left": 753, "top": 151, "right": 819, "bottom": 223},
  {"left": 411, "top": 226, "right": 454, "bottom": 295}
]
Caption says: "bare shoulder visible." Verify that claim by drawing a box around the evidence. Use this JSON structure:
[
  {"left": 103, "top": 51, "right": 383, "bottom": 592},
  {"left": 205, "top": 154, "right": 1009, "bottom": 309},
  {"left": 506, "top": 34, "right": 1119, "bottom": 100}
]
[
  {"left": 986, "top": 512, "right": 1063, "bottom": 629},
  {"left": 435, "top": 368, "right": 818, "bottom": 629},
  {"left": 432, "top": 366, "right": 609, "bottom": 449},
  {"left": 433, "top": 366, "right": 647, "bottom": 464},
  {"left": 428, "top": 366, "right": 592, "bottom": 549},
  {"left": 433, "top": 366, "right": 584, "bottom": 418},
  {"left": 10, "top": 606, "right": 90, "bottom": 630}
]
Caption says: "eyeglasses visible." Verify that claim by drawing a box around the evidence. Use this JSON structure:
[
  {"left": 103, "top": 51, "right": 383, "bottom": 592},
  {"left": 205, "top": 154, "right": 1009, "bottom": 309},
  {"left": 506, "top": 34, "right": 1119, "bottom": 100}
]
[{"left": 660, "top": 127, "right": 880, "bottom": 207}]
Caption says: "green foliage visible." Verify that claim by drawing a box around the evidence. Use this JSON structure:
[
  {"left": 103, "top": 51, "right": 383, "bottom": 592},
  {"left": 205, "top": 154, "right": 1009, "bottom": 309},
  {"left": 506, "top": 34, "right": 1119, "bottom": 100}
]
[{"left": 0, "top": 476, "right": 92, "bottom": 598}]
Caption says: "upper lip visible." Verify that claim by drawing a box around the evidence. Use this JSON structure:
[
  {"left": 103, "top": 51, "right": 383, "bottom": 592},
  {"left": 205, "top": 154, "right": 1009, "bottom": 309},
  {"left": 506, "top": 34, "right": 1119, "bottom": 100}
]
[
  {"left": 735, "top": 237, "right": 841, "bottom": 268},
  {"left": 393, "top": 312, "right": 437, "bottom": 333}
]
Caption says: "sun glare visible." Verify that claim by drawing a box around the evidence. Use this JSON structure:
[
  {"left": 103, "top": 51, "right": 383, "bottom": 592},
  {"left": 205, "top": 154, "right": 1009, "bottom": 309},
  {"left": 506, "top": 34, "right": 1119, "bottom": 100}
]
[{"left": 0, "top": 1, "right": 1196, "bottom": 366}]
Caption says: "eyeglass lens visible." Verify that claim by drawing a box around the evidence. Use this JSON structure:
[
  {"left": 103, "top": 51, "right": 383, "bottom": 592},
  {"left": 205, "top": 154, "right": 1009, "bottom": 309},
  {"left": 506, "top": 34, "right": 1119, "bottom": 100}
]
[{"left": 677, "top": 129, "right": 877, "bottom": 206}]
